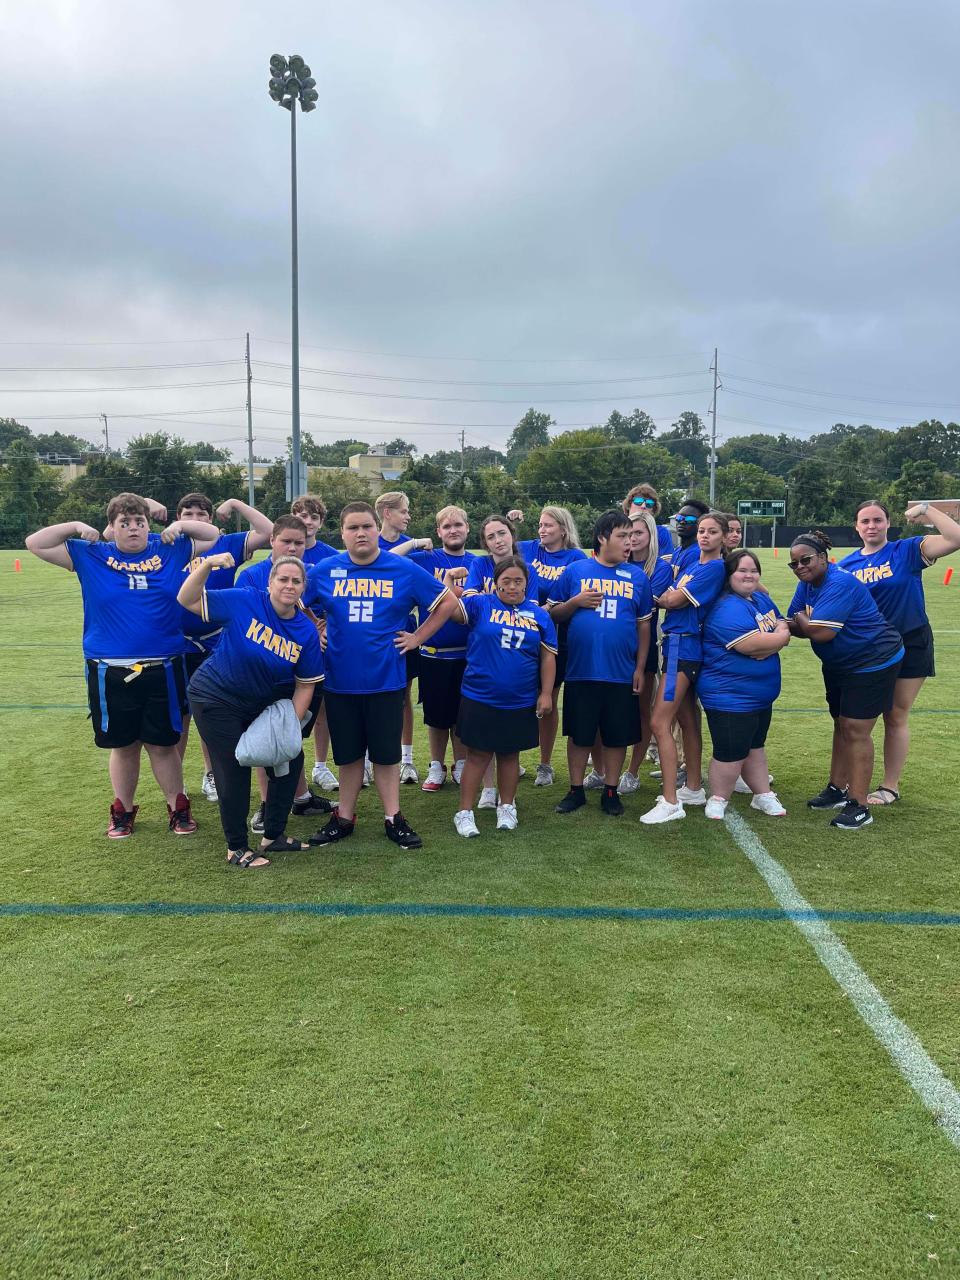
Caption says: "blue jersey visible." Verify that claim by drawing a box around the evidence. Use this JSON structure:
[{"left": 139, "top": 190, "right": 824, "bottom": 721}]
[
  {"left": 464, "top": 554, "right": 545, "bottom": 603},
  {"left": 68, "top": 533, "right": 195, "bottom": 660},
  {"left": 839, "top": 537, "right": 932, "bottom": 636},
  {"left": 788, "top": 563, "right": 905, "bottom": 675},
  {"left": 657, "top": 524, "right": 674, "bottom": 558},
  {"left": 517, "top": 540, "right": 587, "bottom": 604},
  {"left": 303, "top": 539, "right": 339, "bottom": 566},
  {"left": 698, "top": 591, "right": 783, "bottom": 713},
  {"left": 643, "top": 555, "right": 675, "bottom": 660},
  {"left": 239, "top": 556, "right": 323, "bottom": 611},
  {"left": 667, "top": 542, "right": 700, "bottom": 580},
  {"left": 549, "top": 560, "right": 653, "bottom": 684},
  {"left": 181, "top": 531, "right": 250, "bottom": 652},
  {"left": 310, "top": 551, "right": 446, "bottom": 694},
  {"left": 410, "top": 548, "right": 477, "bottom": 657},
  {"left": 188, "top": 587, "right": 324, "bottom": 718},
  {"left": 660, "top": 557, "right": 726, "bottom": 661},
  {"left": 459, "top": 594, "right": 558, "bottom": 710}
]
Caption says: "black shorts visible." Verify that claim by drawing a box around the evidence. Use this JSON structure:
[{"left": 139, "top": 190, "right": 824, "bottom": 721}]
[
  {"left": 899, "top": 623, "right": 935, "bottom": 680},
  {"left": 660, "top": 655, "right": 702, "bottom": 684},
  {"left": 419, "top": 656, "right": 466, "bottom": 730},
  {"left": 562, "top": 680, "right": 642, "bottom": 749},
  {"left": 405, "top": 649, "right": 420, "bottom": 685},
  {"left": 184, "top": 649, "right": 208, "bottom": 681},
  {"left": 644, "top": 641, "right": 659, "bottom": 675},
  {"left": 456, "top": 696, "right": 539, "bottom": 755},
  {"left": 705, "top": 705, "right": 773, "bottom": 763},
  {"left": 324, "top": 688, "right": 405, "bottom": 766},
  {"left": 86, "top": 658, "right": 188, "bottom": 749},
  {"left": 824, "top": 660, "right": 902, "bottom": 721},
  {"left": 301, "top": 684, "right": 325, "bottom": 737}
]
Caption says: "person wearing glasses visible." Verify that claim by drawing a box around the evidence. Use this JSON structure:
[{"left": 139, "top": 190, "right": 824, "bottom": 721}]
[
  {"left": 839, "top": 501, "right": 960, "bottom": 805},
  {"left": 623, "top": 484, "right": 675, "bottom": 558},
  {"left": 667, "top": 498, "right": 711, "bottom": 575},
  {"left": 786, "top": 531, "right": 904, "bottom": 831},
  {"left": 699, "top": 550, "right": 790, "bottom": 820}
]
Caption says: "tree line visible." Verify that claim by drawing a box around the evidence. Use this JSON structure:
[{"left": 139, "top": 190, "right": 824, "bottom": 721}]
[{"left": 1, "top": 408, "right": 957, "bottom": 549}]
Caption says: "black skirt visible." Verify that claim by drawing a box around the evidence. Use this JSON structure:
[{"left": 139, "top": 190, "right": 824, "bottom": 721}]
[{"left": 456, "top": 695, "right": 540, "bottom": 754}]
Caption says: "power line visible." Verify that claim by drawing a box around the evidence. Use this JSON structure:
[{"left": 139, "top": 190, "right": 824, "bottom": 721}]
[
  {"left": 257, "top": 377, "right": 711, "bottom": 405},
  {"left": 0, "top": 337, "right": 242, "bottom": 347},
  {"left": 254, "top": 359, "right": 708, "bottom": 388},
  {"left": 255, "top": 335, "right": 709, "bottom": 365},
  {"left": 723, "top": 373, "right": 960, "bottom": 412},
  {"left": 0, "top": 378, "right": 246, "bottom": 394},
  {"left": 0, "top": 360, "right": 241, "bottom": 373}
]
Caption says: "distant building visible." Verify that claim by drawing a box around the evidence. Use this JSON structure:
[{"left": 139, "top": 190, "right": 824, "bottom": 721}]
[{"left": 311, "top": 452, "right": 411, "bottom": 494}]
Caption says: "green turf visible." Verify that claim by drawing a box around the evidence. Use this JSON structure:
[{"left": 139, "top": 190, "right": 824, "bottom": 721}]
[{"left": 1, "top": 548, "right": 959, "bottom": 1278}]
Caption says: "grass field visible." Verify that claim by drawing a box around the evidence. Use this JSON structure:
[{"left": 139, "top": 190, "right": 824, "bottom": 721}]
[{"left": 2, "top": 546, "right": 959, "bottom": 1279}]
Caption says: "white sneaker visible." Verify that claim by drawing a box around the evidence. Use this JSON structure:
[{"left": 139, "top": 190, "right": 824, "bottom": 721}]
[
  {"left": 584, "top": 769, "right": 605, "bottom": 791},
  {"left": 677, "top": 785, "right": 707, "bottom": 807},
  {"left": 478, "top": 787, "right": 498, "bottom": 810},
  {"left": 454, "top": 809, "right": 480, "bottom": 838},
  {"left": 733, "top": 776, "right": 752, "bottom": 794},
  {"left": 421, "top": 761, "right": 446, "bottom": 792},
  {"left": 452, "top": 758, "right": 465, "bottom": 785},
  {"left": 312, "top": 761, "right": 339, "bottom": 790},
  {"left": 400, "top": 761, "right": 419, "bottom": 785},
  {"left": 639, "top": 797, "right": 685, "bottom": 825},
  {"left": 496, "top": 802, "right": 518, "bottom": 830},
  {"left": 534, "top": 764, "right": 555, "bottom": 787},
  {"left": 705, "top": 795, "right": 728, "bottom": 820},
  {"left": 750, "top": 791, "right": 786, "bottom": 816},
  {"left": 201, "top": 771, "right": 218, "bottom": 803},
  {"left": 617, "top": 770, "right": 639, "bottom": 795},
  {"left": 518, "top": 764, "right": 526, "bottom": 779},
  {"left": 362, "top": 757, "right": 373, "bottom": 787}
]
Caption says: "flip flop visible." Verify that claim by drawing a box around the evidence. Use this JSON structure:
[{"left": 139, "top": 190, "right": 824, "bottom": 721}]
[{"left": 866, "top": 786, "right": 900, "bottom": 805}]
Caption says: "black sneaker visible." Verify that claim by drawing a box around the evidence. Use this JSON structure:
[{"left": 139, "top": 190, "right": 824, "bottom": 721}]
[
  {"left": 311, "top": 808, "right": 356, "bottom": 845},
  {"left": 601, "top": 786, "right": 624, "bottom": 817},
  {"left": 385, "top": 812, "right": 422, "bottom": 850},
  {"left": 555, "top": 787, "right": 586, "bottom": 814},
  {"left": 807, "top": 783, "right": 849, "bottom": 810},
  {"left": 250, "top": 803, "right": 265, "bottom": 834},
  {"left": 830, "top": 801, "right": 874, "bottom": 831},
  {"left": 292, "top": 791, "right": 334, "bottom": 818}
]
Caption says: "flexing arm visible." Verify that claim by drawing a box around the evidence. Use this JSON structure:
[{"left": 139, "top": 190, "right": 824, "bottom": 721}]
[
  {"left": 162, "top": 519, "right": 221, "bottom": 552},
  {"left": 906, "top": 503, "right": 960, "bottom": 563},
  {"left": 25, "top": 521, "right": 99, "bottom": 570},
  {"left": 216, "top": 499, "right": 274, "bottom": 553},
  {"left": 388, "top": 536, "right": 432, "bottom": 557},
  {"left": 177, "top": 552, "right": 235, "bottom": 614}
]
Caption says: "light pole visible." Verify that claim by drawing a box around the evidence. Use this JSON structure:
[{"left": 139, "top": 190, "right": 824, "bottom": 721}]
[{"left": 268, "top": 53, "right": 318, "bottom": 497}]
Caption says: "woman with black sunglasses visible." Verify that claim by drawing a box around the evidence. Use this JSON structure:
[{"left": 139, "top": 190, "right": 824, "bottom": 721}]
[{"left": 786, "top": 531, "right": 904, "bottom": 832}]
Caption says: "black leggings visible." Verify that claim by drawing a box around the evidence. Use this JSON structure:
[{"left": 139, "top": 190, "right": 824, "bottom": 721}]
[{"left": 190, "top": 696, "right": 303, "bottom": 850}]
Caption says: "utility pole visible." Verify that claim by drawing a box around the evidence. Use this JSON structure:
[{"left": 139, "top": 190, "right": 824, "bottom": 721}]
[
  {"left": 709, "top": 348, "right": 719, "bottom": 506},
  {"left": 100, "top": 413, "right": 109, "bottom": 452},
  {"left": 245, "top": 333, "right": 255, "bottom": 506},
  {"left": 459, "top": 429, "right": 465, "bottom": 473}
]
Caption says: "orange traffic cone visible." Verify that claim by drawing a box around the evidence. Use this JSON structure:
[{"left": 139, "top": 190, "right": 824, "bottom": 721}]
[
  {"left": 13, "top": 558, "right": 21, "bottom": 572},
  {"left": 944, "top": 567, "right": 954, "bottom": 586}
]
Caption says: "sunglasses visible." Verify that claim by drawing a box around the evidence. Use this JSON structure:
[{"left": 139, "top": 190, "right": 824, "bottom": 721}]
[
  {"left": 674, "top": 514, "right": 699, "bottom": 525},
  {"left": 631, "top": 496, "right": 656, "bottom": 508},
  {"left": 788, "top": 553, "right": 818, "bottom": 571}
]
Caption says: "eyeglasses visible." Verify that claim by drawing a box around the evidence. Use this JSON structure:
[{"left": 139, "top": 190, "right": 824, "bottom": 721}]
[
  {"left": 788, "top": 553, "right": 818, "bottom": 571},
  {"left": 674, "top": 514, "right": 698, "bottom": 525},
  {"left": 631, "top": 496, "right": 656, "bottom": 508}
]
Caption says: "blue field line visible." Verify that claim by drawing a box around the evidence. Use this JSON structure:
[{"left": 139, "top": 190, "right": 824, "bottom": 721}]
[{"left": 1, "top": 899, "right": 959, "bottom": 927}]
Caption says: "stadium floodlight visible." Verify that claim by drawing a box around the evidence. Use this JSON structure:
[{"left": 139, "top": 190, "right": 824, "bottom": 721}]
[{"left": 266, "top": 51, "right": 319, "bottom": 493}]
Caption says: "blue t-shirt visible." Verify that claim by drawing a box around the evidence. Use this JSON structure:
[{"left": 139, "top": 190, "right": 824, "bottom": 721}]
[
  {"left": 660, "top": 557, "right": 726, "bottom": 661},
  {"left": 459, "top": 593, "right": 558, "bottom": 710},
  {"left": 181, "top": 531, "right": 250, "bottom": 651},
  {"left": 239, "top": 556, "right": 323, "bottom": 611},
  {"left": 410, "top": 548, "right": 477, "bottom": 657},
  {"left": 464, "top": 554, "right": 545, "bottom": 603},
  {"left": 548, "top": 561, "right": 654, "bottom": 684},
  {"left": 303, "top": 539, "right": 339, "bottom": 566},
  {"left": 788, "top": 563, "right": 905, "bottom": 675},
  {"left": 643, "top": 556, "right": 675, "bottom": 658},
  {"left": 668, "top": 541, "right": 700, "bottom": 579},
  {"left": 517, "top": 540, "right": 587, "bottom": 605},
  {"left": 839, "top": 537, "right": 932, "bottom": 636},
  {"left": 310, "top": 551, "right": 447, "bottom": 694},
  {"left": 657, "top": 524, "right": 674, "bottom": 558},
  {"left": 68, "top": 533, "right": 195, "bottom": 660},
  {"left": 188, "top": 587, "right": 324, "bottom": 718},
  {"left": 698, "top": 591, "right": 783, "bottom": 713}
]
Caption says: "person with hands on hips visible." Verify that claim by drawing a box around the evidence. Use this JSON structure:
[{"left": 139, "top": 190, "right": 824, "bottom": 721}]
[
  {"left": 179, "top": 552, "right": 325, "bottom": 869},
  {"left": 839, "top": 500, "right": 960, "bottom": 805}
]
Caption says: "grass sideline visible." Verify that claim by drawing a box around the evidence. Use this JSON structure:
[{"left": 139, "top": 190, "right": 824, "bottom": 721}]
[{"left": 1, "top": 546, "right": 959, "bottom": 1278}]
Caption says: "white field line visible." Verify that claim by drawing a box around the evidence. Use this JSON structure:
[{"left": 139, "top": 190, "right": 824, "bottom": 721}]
[{"left": 724, "top": 808, "right": 960, "bottom": 1151}]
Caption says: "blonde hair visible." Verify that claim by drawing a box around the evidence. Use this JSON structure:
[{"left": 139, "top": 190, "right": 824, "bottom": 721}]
[
  {"left": 540, "top": 505, "right": 581, "bottom": 549},
  {"left": 435, "top": 505, "right": 468, "bottom": 527},
  {"left": 268, "top": 555, "right": 307, "bottom": 586},
  {"left": 629, "top": 508, "right": 660, "bottom": 579},
  {"left": 374, "top": 491, "right": 409, "bottom": 520}
]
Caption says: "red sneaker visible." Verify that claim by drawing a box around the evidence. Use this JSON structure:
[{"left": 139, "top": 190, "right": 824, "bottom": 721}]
[
  {"left": 167, "top": 793, "right": 198, "bottom": 835},
  {"left": 107, "top": 799, "right": 138, "bottom": 839}
]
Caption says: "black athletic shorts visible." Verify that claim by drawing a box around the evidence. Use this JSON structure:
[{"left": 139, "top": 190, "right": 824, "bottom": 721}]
[
  {"left": 562, "top": 679, "right": 642, "bottom": 749},
  {"left": 644, "top": 640, "right": 660, "bottom": 675},
  {"left": 660, "top": 654, "right": 701, "bottom": 684},
  {"left": 405, "top": 648, "right": 420, "bottom": 685},
  {"left": 324, "top": 688, "right": 405, "bottom": 765},
  {"left": 823, "top": 660, "right": 902, "bottom": 721},
  {"left": 419, "top": 655, "right": 466, "bottom": 730},
  {"left": 301, "top": 684, "right": 325, "bottom": 738},
  {"left": 899, "top": 623, "right": 935, "bottom": 680},
  {"left": 456, "top": 695, "right": 539, "bottom": 755},
  {"left": 184, "top": 649, "right": 208, "bottom": 681},
  {"left": 86, "top": 658, "right": 188, "bottom": 749},
  {"left": 704, "top": 705, "right": 773, "bottom": 763}
]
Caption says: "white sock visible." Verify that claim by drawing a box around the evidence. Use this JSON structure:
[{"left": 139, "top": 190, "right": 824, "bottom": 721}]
[
  {"left": 431, "top": 759, "right": 442, "bottom": 769},
  {"left": 294, "top": 791, "right": 310, "bottom": 803},
  {"left": 454, "top": 758, "right": 465, "bottom": 769},
  {"left": 401, "top": 745, "right": 413, "bottom": 764}
]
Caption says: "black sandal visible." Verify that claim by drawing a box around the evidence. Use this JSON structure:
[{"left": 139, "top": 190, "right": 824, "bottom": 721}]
[
  {"left": 237, "top": 850, "right": 271, "bottom": 869},
  {"left": 226, "top": 849, "right": 246, "bottom": 866},
  {"left": 259, "top": 835, "right": 311, "bottom": 854}
]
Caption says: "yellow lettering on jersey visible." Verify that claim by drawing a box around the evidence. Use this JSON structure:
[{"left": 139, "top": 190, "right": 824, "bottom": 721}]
[
  {"left": 581, "top": 577, "right": 633, "bottom": 599},
  {"left": 852, "top": 562, "right": 893, "bottom": 585},
  {"left": 489, "top": 608, "right": 538, "bottom": 630},
  {"left": 332, "top": 578, "right": 395, "bottom": 598},
  {"left": 676, "top": 572, "right": 692, "bottom": 593},
  {"left": 755, "top": 608, "right": 778, "bottom": 633},
  {"left": 532, "top": 559, "right": 564, "bottom": 581},
  {"left": 246, "top": 619, "right": 264, "bottom": 643},
  {"left": 244, "top": 618, "right": 302, "bottom": 664},
  {"left": 107, "top": 554, "right": 163, "bottom": 573}
]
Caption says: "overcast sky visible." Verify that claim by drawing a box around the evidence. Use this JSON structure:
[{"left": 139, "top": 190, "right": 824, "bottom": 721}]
[{"left": 2, "top": 0, "right": 959, "bottom": 460}]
